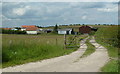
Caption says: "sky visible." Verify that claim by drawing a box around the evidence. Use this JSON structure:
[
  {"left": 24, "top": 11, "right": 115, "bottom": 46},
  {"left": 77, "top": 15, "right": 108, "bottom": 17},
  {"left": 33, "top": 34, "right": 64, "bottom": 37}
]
[{"left": 1, "top": 1, "right": 119, "bottom": 27}]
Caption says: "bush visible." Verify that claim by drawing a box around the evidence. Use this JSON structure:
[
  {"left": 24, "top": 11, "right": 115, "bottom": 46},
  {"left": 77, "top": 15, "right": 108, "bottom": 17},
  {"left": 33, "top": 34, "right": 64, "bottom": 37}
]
[{"left": 2, "top": 29, "right": 26, "bottom": 34}]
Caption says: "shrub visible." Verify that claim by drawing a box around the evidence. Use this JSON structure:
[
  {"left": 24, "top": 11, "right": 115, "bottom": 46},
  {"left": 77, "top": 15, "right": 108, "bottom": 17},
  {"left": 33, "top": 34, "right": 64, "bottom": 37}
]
[{"left": 2, "top": 29, "right": 26, "bottom": 34}]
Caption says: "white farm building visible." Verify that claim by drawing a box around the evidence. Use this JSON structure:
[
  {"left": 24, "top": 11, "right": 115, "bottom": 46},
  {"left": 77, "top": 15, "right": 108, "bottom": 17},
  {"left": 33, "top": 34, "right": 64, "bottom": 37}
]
[
  {"left": 57, "top": 28, "right": 73, "bottom": 34},
  {"left": 26, "top": 27, "right": 38, "bottom": 34}
]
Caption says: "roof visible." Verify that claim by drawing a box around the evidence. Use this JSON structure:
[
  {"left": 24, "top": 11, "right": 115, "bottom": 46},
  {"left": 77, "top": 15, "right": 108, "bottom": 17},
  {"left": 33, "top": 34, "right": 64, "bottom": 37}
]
[
  {"left": 26, "top": 27, "right": 38, "bottom": 31},
  {"left": 2, "top": 28, "right": 11, "bottom": 30},
  {"left": 58, "top": 28, "right": 73, "bottom": 31},
  {"left": 22, "top": 25, "right": 36, "bottom": 28},
  {"left": 79, "top": 26, "right": 91, "bottom": 28}
]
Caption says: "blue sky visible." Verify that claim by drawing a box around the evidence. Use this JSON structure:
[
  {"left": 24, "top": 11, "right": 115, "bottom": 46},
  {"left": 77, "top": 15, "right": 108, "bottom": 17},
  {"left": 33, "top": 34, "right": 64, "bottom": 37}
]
[{"left": 1, "top": 2, "right": 118, "bottom": 27}]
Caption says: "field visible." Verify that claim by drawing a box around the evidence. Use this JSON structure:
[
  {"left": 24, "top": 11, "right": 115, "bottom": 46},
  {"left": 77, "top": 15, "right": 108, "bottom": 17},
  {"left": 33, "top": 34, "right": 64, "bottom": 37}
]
[
  {"left": 94, "top": 25, "right": 119, "bottom": 72},
  {"left": 2, "top": 34, "right": 83, "bottom": 68}
]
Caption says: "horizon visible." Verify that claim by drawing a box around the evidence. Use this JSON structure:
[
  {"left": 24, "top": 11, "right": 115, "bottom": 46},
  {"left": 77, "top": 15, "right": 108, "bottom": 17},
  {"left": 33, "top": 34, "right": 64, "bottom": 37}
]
[{"left": 1, "top": 23, "right": 118, "bottom": 28}]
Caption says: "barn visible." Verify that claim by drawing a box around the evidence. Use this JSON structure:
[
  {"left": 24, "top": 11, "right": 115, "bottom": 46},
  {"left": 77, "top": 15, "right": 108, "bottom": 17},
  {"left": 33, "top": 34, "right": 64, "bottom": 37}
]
[{"left": 79, "top": 26, "right": 91, "bottom": 34}]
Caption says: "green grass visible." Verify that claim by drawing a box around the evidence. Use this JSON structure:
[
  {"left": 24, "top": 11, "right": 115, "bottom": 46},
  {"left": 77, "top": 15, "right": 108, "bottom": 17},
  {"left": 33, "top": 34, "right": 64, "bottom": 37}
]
[
  {"left": 101, "top": 60, "right": 118, "bottom": 72},
  {"left": 80, "top": 37, "right": 95, "bottom": 58},
  {"left": 94, "top": 26, "right": 118, "bottom": 72},
  {"left": 2, "top": 34, "right": 79, "bottom": 68},
  {"left": 95, "top": 39, "right": 118, "bottom": 58},
  {"left": 66, "top": 35, "right": 87, "bottom": 49}
]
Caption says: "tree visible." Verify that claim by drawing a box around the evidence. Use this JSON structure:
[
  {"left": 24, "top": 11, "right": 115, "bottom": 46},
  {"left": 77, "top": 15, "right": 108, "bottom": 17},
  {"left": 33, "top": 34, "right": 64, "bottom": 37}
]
[{"left": 53, "top": 24, "right": 58, "bottom": 33}]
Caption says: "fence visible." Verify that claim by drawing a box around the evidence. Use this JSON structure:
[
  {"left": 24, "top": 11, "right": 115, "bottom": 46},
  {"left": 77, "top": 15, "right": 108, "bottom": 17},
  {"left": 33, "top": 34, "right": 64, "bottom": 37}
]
[{"left": 64, "top": 34, "right": 82, "bottom": 49}]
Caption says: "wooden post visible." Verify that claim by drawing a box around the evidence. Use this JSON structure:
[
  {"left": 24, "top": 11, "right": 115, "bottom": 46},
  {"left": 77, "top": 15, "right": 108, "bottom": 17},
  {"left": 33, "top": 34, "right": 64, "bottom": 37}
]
[
  {"left": 56, "top": 38, "right": 57, "bottom": 45},
  {"left": 64, "top": 34, "right": 66, "bottom": 49}
]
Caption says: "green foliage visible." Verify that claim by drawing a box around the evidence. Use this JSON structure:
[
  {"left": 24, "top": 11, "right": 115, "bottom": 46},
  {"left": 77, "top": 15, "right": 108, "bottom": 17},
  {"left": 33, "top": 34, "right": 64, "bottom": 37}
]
[
  {"left": 95, "top": 26, "right": 118, "bottom": 58},
  {"left": 2, "top": 29, "right": 26, "bottom": 34},
  {"left": 53, "top": 24, "right": 58, "bottom": 33},
  {"left": 80, "top": 37, "right": 95, "bottom": 58},
  {"left": 89, "top": 31, "right": 95, "bottom": 36},
  {"left": 95, "top": 26, "right": 118, "bottom": 48},
  {"left": 66, "top": 35, "right": 87, "bottom": 49},
  {"left": 95, "top": 26, "right": 118, "bottom": 72},
  {"left": 101, "top": 60, "right": 118, "bottom": 72},
  {"left": 2, "top": 34, "right": 76, "bottom": 68}
]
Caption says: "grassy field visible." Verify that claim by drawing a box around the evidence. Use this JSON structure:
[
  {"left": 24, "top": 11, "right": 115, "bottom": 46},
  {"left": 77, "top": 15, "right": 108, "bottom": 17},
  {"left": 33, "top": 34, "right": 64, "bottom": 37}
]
[
  {"left": 94, "top": 25, "right": 118, "bottom": 72},
  {"left": 80, "top": 37, "right": 95, "bottom": 58},
  {"left": 2, "top": 34, "right": 83, "bottom": 68}
]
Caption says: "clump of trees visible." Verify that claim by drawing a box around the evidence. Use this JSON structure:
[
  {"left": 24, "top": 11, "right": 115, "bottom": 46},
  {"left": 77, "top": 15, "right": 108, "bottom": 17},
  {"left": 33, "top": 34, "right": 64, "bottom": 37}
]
[
  {"left": 53, "top": 24, "right": 58, "bottom": 33},
  {"left": 2, "top": 29, "right": 26, "bottom": 34}
]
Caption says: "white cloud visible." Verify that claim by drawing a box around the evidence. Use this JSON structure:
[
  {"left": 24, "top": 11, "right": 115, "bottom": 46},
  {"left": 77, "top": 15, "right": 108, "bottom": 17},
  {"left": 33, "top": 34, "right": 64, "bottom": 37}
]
[
  {"left": 97, "top": 6, "right": 118, "bottom": 12},
  {"left": 97, "top": 3, "right": 118, "bottom": 12},
  {"left": 3, "top": 0, "right": 119, "bottom": 2},
  {"left": 13, "top": 8, "right": 26, "bottom": 16},
  {"left": 12, "top": 5, "right": 31, "bottom": 16},
  {"left": 82, "top": 15, "right": 87, "bottom": 20},
  {"left": 2, "top": 2, "right": 118, "bottom": 27}
]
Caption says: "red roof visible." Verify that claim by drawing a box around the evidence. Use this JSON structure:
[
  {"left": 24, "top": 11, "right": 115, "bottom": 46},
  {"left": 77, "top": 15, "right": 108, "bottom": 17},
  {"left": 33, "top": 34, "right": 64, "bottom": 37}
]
[
  {"left": 2, "top": 28, "right": 11, "bottom": 30},
  {"left": 22, "top": 25, "right": 36, "bottom": 28},
  {"left": 26, "top": 27, "right": 38, "bottom": 31}
]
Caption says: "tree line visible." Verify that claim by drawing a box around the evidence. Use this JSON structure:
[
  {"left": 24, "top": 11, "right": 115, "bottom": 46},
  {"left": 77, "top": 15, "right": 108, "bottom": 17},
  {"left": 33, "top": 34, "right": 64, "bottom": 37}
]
[{"left": 1, "top": 29, "right": 26, "bottom": 34}]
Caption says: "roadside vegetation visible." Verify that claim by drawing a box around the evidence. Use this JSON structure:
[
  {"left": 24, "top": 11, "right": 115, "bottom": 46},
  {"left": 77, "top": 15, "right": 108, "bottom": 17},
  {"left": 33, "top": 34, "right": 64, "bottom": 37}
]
[
  {"left": 80, "top": 37, "right": 95, "bottom": 58},
  {"left": 95, "top": 25, "right": 118, "bottom": 72},
  {"left": 2, "top": 29, "right": 26, "bottom": 34},
  {"left": 66, "top": 35, "right": 87, "bottom": 49},
  {"left": 2, "top": 34, "right": 84, "bottom": 68}
]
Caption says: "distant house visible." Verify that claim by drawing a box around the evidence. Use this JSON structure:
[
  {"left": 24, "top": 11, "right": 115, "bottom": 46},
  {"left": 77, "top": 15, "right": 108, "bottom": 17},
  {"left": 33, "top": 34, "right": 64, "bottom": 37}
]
[
  {"left": 26, "top": 27, "right": 38, "bottom": 34},
  {"left": 11, "top": 28, "right": 18, "bottom": 31},
  {"left": 22, "top": 25, "right": 36, "bottom": 28},
  {"left": 79, "top": 26, "right": 91, "bottom": 34},
  {"left": 21, "top": 25, "right": 36, "bottom": 31},
  {"left": 21, "top": 28, "right": 26, "bottom": 31},
  {"left": 2, "top": 28, "right": 11, "bottom": 30},
  {"left": 44, "top": 29, "right": 53, "bottom": 33},
  {"left": 58, "top": 28, "right": 73, "bottom": 34}
]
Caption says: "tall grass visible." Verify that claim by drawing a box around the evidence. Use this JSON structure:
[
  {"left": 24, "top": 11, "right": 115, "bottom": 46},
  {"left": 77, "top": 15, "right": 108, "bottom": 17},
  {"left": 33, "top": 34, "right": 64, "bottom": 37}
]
[
  {"left": 2, "top": 34, "right": 77, "bottom": 68},
  {"left": 95, "top": 26, "right": 118, "bottom": 57},
  {"left": 94, "top": 26, "right": 118, "bottom": 72}
]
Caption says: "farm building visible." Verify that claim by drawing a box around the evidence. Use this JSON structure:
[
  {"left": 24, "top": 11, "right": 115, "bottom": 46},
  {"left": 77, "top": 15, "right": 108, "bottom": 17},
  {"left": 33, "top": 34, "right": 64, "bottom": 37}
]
[
  {"left": 58, "top": 28, "right": 73, "bottom": 34},
  {"left": 22, "top": 25, "right": 39, "bottom": 34},
  {"left": 22, "top": 25, "right": 36, "bottom": 28},
  {"left": 44, "top": 29, "right": 53, "bottom": 33},
  {"left": 79, "top": 26, "right": 91, "bottom": 34},
  {"left": 21, "top": 28, "right": 26, "bottom": 31},
  {"left": 11, "top": 28, "right": 18, "bottom": 31},
  {"left": 21, "top": 25, "right": 36, "bottom": 31}
]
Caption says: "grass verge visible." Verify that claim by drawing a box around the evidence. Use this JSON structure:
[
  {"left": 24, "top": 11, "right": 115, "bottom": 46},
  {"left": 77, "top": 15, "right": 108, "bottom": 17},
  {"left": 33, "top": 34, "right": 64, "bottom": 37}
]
[
  {"left": 95, "top": 37, "right": 118, "bottom": 72},
  {"left": 2, "top": 34, "right": 79, "bottom": 68},
  {"left": 101, "top": 60, "right": 118, "bottom": 72}
]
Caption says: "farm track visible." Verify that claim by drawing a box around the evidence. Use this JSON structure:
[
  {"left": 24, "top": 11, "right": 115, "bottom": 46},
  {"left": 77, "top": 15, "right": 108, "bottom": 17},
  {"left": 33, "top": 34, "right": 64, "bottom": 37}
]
[{"left": 2, "top": 37, "right": 109, "bottom": 72}]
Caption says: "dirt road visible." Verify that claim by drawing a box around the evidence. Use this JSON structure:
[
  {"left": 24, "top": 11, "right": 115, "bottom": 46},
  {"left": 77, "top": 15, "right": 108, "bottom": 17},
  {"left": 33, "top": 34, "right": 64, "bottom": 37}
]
[{"left": 2, "top": 37, "right": 109, "bottom": 72}]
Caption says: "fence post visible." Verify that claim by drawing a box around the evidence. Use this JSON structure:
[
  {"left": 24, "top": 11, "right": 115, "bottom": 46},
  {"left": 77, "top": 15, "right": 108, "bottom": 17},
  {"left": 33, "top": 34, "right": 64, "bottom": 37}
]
[
  {"left": 56, "top": 38, "right": 57, "bottom": 45},
  {"left": 64, "top": 34, "right": 66, "bottom": 49}
]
